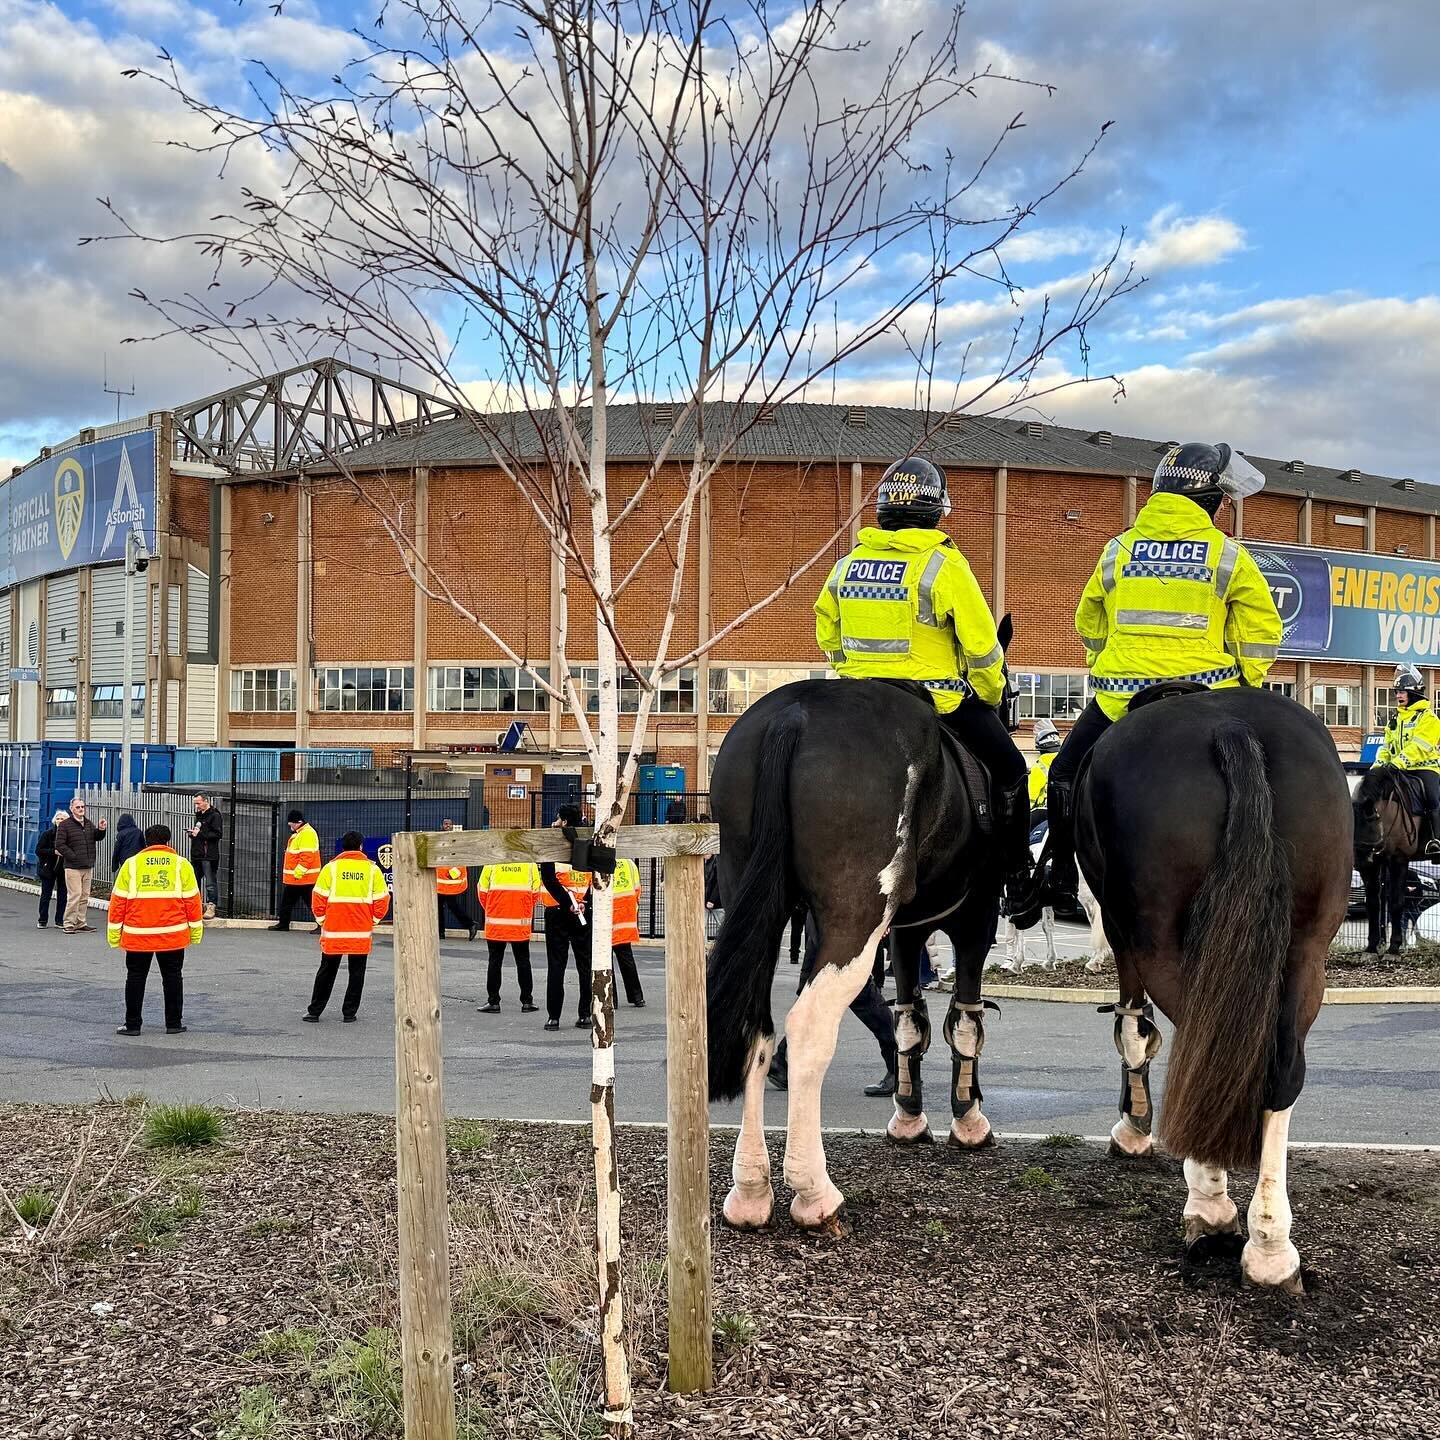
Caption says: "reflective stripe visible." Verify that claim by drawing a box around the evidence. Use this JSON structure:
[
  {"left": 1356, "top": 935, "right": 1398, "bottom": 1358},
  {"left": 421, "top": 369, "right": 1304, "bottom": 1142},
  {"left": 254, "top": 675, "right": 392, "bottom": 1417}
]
[
  {"left": 967, "top": 642, "right": 1003, "bottom": 670},
  {"left": 1116, "top": 608, "right": 1210, "bottom": 630},
  {"left": 823, "top": 650, "right": 844, "bottom": 665},
  {"left": 922, "top": 678, "right": 971, "bottom": 693},
  {"left": 1100, "top": 539, "right": 1120, "bottom": 593},
  {"left": 1235, "top": 641, "right": 1279, "bottom": 659},
  {"left": 1091, "top": 664, "right": 1239, "bottom": 694},
  {"left": 826, "top": 567, "right": 840, "bottom": 601},
  {"left": 119, "top": 922, "right": 192, "bottom": 936},
  {"left": 1215, "top": 539, "right": 1240, "bottom": 597},
  {"left": 1078, "top": 632, "right": 1106, "bottom": 654},
  {"left": 839, "top": 583, "right": 910, "bottom": 602},
  {"left": 916, "top": 551, "right": 946, "bottom": 627},
  {"left": 1121, "top": 562, "right": 1214, "bottom": 582},
  {"left": 323, "top": 930, "right": 375, "bottom": 940},
  {"left": 842, "top": 636, "right": 910, "bottom": 654}
]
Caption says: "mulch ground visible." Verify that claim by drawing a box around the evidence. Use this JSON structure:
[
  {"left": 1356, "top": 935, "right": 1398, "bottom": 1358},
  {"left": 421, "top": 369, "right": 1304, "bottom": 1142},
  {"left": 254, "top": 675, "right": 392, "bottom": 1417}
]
[
  {"left": 988, "top": 949, "right": 1440, "bottom": 990},
  {"left": 2, "top": 1103, "right": 1438, "bottom": 1438}
]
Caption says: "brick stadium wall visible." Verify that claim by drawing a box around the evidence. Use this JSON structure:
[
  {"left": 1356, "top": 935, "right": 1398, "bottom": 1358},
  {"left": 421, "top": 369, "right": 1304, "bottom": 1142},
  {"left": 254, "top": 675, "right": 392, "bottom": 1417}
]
[
  {"left": 170, "top": 472, "right": 213, "bottom": 546},
  {"left": 217, "top": 458, "right": 1440, "bottom": 758}
]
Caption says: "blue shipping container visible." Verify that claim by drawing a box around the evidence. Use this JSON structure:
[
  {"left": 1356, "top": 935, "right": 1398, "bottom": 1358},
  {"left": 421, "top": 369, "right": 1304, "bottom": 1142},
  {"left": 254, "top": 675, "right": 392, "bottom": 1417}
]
[
  {"left": 0, "top": 743, "right": 42, "bottom": 873},
  {"left": 636, "top": 764, "right": 686, "bottom": 825},
  {"left": 172, "top": 747, "right": 375, "bottom": 785}
]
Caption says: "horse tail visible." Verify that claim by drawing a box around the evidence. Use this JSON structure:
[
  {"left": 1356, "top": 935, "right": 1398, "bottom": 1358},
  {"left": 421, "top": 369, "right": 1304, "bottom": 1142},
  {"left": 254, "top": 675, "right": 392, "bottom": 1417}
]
[
  {"left": 1161, "top": 718, "right": 1291, "bottom": 1171},
  {"left": 707, "top": 705, "right": 804, "bottom": 1100}
]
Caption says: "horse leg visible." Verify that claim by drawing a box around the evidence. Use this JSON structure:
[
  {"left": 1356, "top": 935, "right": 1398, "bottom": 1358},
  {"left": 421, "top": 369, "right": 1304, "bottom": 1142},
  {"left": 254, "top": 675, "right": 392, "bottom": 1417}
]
[
  {"left": 1362, "top": 862, "right": 1381, "bottom": 959},
  {"left": 886, "top": 927, "right": 933, "bottom": 1144},
  {"left": 1107, "top": 957, "right": 1162, "bottom": 1158},
  {"left": 783, "top": 919, "right": 886, "bottom": 1227},
  {"left": 1001, "top": 916, "right": 1023, "bottom": 971},
  {"left": 942, "top": 899, "right": 1000, "bottom": 1148},
  {"left": 1241, "top": 938, "right": 1322, "bottom": 1293},
  {"left": 1182, "top": 1159, "right": 1242, "bottom": 1258},
  {"left": 1387, "top": 859, "right": 1406, "bottom": 956},
  {"left": 1041, "top": 905, "right": 1057, "bottom": 967},
  {"left": 722, "top": 1034, "right": 775, "bottom": 1229}
]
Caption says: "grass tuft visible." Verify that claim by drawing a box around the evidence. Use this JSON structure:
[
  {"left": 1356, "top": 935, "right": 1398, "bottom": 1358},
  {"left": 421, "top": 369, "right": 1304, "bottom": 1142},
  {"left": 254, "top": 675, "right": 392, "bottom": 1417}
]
[
  {"left": 218, "top": 1384, "right": 286, "bottom": 1440},
  {"left": 1019, "top": 1165, "right": 1061, "bottom": 1193},
  {"left": 14, "top": 1188, "right": 57, "bottom": 1228},
  {"left": 314, "top": 1327, "right": 404, "bottom": 1437},
  {"left": 447, "top": 1118, "right": 495, "bottom": 1154},
  {"left": 1041, "top": 1132, "right": 1082, "bottom": 1150},
  {"left": 246, "top": 1216, "right": 301, "bottom": 1239},
  {"left": 248, "top": 1327, "right": 319, "bottom": 1365},
  {"left": 922, "top": 1218, "right": 949, "bottom": 1242},
  {"left": 715, "top": 1311, "right": 760, "bottom": 1347},
  {"left": 143, "top": 1102, "right": 224, "bottom": 1150}
]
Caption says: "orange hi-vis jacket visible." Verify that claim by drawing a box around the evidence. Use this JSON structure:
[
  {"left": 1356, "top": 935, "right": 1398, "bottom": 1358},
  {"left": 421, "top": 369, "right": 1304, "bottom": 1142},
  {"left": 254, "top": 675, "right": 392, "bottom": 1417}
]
[
  {"left": 541, "top": 867, "right": 591, "bottom": 910},
  {"left": 478, "top": 863, "right": 543, "bottom": 942},
  {"left": 612, "top": 858, "right": 642, "bottom": 946},
  {"left": 107, "top": 845, "right": 203, "bottom": 953},
  {"left": 283, "top": 823, "right": 322, "bottom": 885},
  {"left": 311, "top": 849, "right": 391, "bottom": 956},
  {"left": 436, "top": 864, "right": 468, "bottom": 896}
]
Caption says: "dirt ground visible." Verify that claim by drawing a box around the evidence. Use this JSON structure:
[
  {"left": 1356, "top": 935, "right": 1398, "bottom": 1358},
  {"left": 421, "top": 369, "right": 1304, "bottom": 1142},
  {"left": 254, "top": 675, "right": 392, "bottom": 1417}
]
[
  {"left": 989, "top": 947, "right": 1440, "bottom": 990},
  {"left": 2, "top": 1103, "right": 1437, "bottom": 1439}
]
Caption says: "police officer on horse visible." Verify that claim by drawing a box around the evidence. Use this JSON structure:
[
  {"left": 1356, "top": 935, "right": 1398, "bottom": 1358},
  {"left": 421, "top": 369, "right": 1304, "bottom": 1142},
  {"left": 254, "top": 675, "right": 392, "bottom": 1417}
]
[
  {"left": 1372, "top": 662, "right": 1440, "bottom": 855},
  {"left": 1041, "top": 442, "right": 1284, "bottom": 915},
  {"left": 815, "top": 457, "right": 1035, "bottom": 918}
]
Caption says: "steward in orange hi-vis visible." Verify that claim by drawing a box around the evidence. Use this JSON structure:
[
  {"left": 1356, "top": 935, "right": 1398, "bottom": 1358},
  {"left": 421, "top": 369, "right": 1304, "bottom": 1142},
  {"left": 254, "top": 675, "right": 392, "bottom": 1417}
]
[
  {"left": 304, "top": 832, "right": 390, "bottom": 1024},
  {"left": 436, "top": 865, "right": 468, "bottom": 896},
  {"left": 283, "top": 818, "right": 321, "bottom": 885},
  {"left": 479, "top": 863, "right": 543, "bottom": 942},
  {"left": 540, "top": 866, "right": 591, "bottom": 910},
  {"left": 311, "top": 845, "right": 391, "bottom": 956}
]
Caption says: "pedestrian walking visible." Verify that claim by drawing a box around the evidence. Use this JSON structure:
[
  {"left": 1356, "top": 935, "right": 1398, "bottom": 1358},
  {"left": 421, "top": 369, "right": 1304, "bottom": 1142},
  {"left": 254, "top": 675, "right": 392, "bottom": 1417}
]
[
  {"left": 269, "top": 810, "right": 321, "bottom": 931},
  {"left": 55, "top": 797, "right": 108, "bottom": 934},
  {"left": 786, "top": 900, "right": 806, "bottom": 966},
  {"left": 435, "top": 819, "right": 477, "bottom": 940},
  {"left": 110, "top": 813, "right": 145, "bottom": 874},
  {"left": 611, "top": 857, "right": 646, "bottom": 1007},
  {"left": 34, "top": 811, "right": 69, "bottom": 929},
  {"left": 186, "top": 795, "right": 223, "bottom": 919},
  {"left": 109, "top": 824, "right": 203, "bottom": 1036},
  {"left": 476, "top": 861, "right": 542, "bottom": 1013},
  {"left": 541, "top": 804, "right": 592, "bottom": 1031},
  {"left": 304, "top": 830, "right": 389, "bottom": 1023}
]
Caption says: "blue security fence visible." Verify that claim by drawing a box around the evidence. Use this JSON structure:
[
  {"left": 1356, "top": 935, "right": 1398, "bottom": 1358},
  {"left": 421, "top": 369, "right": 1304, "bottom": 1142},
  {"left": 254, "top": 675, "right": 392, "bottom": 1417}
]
[{"left": 172, "top": 747, "right": 373, "bottom": 785}]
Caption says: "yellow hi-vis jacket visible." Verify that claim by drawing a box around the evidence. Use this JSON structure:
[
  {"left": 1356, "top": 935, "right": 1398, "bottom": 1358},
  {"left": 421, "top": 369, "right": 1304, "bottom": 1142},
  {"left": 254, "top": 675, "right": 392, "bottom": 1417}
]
[
  {"left": 1076, "top": 493, "right": 1282, "bottom": 721},
  {"left": 1028, "top": 751, "right": 1056, "bottom": 808},
  {"left": 1377, "top": 698, "right": 1440, "bottom": 773},
  {"left": 815, "top": 527, "right": 1004, "bottom": 714},
  {"left": 107, "top": 845, "right": 203, "bottom": 952}
]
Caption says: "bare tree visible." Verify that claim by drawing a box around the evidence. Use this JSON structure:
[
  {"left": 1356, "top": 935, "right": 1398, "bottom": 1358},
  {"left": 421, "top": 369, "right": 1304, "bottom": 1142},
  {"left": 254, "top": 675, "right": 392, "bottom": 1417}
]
[{"left": 98, "top": 0, "right": 1136, "bottom": 1428}]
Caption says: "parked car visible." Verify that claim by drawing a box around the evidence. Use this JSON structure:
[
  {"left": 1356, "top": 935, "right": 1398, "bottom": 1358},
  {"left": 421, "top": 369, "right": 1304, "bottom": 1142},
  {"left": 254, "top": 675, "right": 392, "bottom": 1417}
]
[{"left": 1348, "top": 863, "right": 1440, "bottom": 919}]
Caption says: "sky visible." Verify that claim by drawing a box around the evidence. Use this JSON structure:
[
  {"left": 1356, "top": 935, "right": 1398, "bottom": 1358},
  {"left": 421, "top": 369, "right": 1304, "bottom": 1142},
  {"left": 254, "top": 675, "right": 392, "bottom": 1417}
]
[{"left": 1, "top": 0, "right": 1437, "bottom": 481}]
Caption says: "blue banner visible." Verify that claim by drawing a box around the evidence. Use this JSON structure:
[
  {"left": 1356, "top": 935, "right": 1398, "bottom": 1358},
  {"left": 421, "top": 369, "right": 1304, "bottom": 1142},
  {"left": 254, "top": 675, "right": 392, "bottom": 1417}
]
[
  {"left": 1, "top": 431, "right": 159, "bottom": 588},
  {"left": 1249, "top": 540, "right": 1440, "bottom": 666}
]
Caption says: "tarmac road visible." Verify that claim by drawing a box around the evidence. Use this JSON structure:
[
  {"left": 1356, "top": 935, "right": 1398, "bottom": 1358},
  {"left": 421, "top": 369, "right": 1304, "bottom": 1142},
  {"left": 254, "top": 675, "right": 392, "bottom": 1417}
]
[{"left": 1, "top": 884, "right": 1437, "bottom": 1144}]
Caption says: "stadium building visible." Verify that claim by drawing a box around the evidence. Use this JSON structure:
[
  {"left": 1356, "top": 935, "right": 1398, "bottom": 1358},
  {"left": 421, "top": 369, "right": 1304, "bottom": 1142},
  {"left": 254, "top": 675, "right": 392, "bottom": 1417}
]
[{"left": 4, "top": 359, "right": 1438, "bottom": 787}]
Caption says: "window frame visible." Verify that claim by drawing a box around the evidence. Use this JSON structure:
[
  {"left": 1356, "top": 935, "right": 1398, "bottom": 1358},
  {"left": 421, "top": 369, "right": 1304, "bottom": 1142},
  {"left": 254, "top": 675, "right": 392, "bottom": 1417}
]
[
  {"left": 90, "top": 683, "right": 147, "bottom": 719},
  {"left": 427, "top": 663, "right": 551, "bottom": 714},
  {"left": 1010, "top": 670, "right": 1092, "bottom": 721},
  {"left": 313, "top": 665, "right": 415, "bottom": 714},
  {"left": 706, "top": 666, "right": 829, "bottom": 716},
  {"left": 45, "top": 686, "right": 78, "bottom": 719},
  {"left": 1308, "top": 682, "right": 1355, "bottom": 728},
  {"left": 230, "top": 667, "right": 297, "bottom": 714}
]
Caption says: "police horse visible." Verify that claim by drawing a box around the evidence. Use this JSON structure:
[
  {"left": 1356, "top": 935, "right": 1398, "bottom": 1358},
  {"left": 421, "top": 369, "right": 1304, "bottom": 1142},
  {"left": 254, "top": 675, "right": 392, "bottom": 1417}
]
[
  {"left": 707, "top": 673, "right": 1012, "bottom": 1229},
  {"left": 1076, "top": 685, "right": 1350, "bottom": 1289},
  {"left": 1352, "top": 766, "right": 1430, "bottom": 957}
]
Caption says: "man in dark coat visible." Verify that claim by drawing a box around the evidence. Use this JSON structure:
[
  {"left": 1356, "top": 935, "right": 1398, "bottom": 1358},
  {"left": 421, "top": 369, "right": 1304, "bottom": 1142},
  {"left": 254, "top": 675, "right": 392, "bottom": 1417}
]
[
  {"left": 110, "top": 814, "right": 146, "bottom": 874},
  {"left": 187, "top": 795, "right": 224, "bottom": 919},
  {"left": 55, "top": 798, "right": 108, "bottom": 934},
  {"left": 34, "top": 811, "right": 69, "bottom": 928}
]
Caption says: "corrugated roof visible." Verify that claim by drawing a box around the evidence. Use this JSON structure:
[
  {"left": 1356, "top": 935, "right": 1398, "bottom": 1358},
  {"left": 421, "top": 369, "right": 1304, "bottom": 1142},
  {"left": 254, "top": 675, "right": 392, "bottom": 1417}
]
[{"left": 301, "top": 399, "right": 1438, "bottom": 517}]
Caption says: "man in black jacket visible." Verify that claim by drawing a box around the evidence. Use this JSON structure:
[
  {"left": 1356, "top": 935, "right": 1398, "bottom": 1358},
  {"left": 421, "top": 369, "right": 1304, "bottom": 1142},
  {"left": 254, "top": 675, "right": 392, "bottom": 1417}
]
[
  {"left": 540, "top": 804, "right": 592, "bottom": 1032},
  {"left": 34, "top": 811, "right": 69, "bottom": 928},
  {"left": 187, "top": 795, "right": 223, "bottom": 920}
]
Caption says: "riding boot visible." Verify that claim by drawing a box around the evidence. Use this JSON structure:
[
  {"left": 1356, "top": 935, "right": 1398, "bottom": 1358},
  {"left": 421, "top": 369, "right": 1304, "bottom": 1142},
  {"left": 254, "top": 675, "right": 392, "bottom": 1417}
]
[
  {"left": 1044, "top": 778, "right": 1085, "bottom": 921},
  {"left": 997, "top": 780, "right": 1042, "bottom": 930}
]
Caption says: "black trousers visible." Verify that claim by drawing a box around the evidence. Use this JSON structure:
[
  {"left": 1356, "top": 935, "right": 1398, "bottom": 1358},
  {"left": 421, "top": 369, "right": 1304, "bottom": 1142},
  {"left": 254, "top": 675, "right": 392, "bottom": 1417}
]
[
  {"left": 787, "top": 904, "right": 806, "bottom": 964},
  {"left": 486, "top": 940, "right": 533, "bottom": 1005},
  {"left": 125, "top": 951, "right": 184, "bottom": 1030},
  {"left": 437, "top": 893, "right": 472, "bottom": 935},
  {"left": 612, "top": 943, "right": 645, "bottom": 1005},
  {"left": 38, "top": 867, "right": 66, "bottom": 925},
  {"left": 1046, "top": 698, "right": 1112, "bottom": 791},
  {"left": 545, "top": 911, "right": 592, "bottom": 1022},
  {"left": 309, "top": 954, "right": 367, "bottom": 1018},
  {"left": 276, "top": 884, "right": 314, "bottom": 928}
]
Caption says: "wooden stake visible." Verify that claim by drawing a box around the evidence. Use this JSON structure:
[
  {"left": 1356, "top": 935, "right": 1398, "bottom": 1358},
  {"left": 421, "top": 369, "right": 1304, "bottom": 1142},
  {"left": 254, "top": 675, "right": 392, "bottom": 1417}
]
[
  {"left": 664, "top": 852, "right": 713, "bottom": 1393},
  {"left": 391, "top": 830, "right": 457, "bottom": 1440}
]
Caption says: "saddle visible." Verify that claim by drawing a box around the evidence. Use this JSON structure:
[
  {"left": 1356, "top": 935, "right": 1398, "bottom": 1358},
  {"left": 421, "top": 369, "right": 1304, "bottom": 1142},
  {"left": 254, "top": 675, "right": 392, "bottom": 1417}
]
[
  {"left": 1128, "top": 678, "right": 1209, "bottom": 711},
  {"left": 937, "top": 724, "right": 995, "bottom": 837}
]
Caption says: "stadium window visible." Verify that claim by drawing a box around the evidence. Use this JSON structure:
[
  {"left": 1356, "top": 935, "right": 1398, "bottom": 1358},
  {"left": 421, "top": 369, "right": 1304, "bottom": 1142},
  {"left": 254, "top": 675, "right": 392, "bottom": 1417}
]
[
  {"left": 0, "top": 688, "right": 10, "bottom": 723},
  {"left": 1309, "top": 683, "right": 1354, "bottom": 727},
  {"left": 90, "top": 683, "right": 146, "bottom": 718},
  {"left": 230, "top": 667, "right": 297, "bottom": 713},
  {"left": 314, "top": 665, "right": 415, "bottom": 713},
  {"left": 707, "top": 667, "right": 829, "bottom": 715},
  {"left": 1262, "top": 680, "right": 1295, "bottom": 700},
  {"left": 427, "top": 664, "right": 551, "bottom": 713},
  {"left": 1372, "top": 687, "right": 1397, "bottom": 729},
  {"left": 1012, "top": 671, "right": 1091, "bottom": 720},
  {"left": 567, "top": 665, "right": 698, "bottom": 714},
  {"left": 45, "top": 687, "right": 78, "bottom": 719}
]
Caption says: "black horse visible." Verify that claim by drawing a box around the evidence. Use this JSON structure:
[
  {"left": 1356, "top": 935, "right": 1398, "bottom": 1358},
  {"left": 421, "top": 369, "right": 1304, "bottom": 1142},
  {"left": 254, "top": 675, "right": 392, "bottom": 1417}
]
[
  {"left": 707, "top": 668, "right": 1008, "bottom": 1231},
  {"left": 1076, "top": 686, "right": 1350, "bottom": 1291},
  {"left": 1352, "top": 766, "right": 1427, "bottom": 957}
]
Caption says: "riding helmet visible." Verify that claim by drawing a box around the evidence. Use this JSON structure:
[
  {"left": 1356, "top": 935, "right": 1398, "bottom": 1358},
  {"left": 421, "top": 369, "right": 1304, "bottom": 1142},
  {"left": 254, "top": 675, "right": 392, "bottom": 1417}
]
[
  {"left": 1033, "top": 718, "right": 1062, "bottom": 752},
  {"left": 1150, "top": 443, "right": 1235, "bottom": 514},
  {"left": 1394, "top": 662, "right": 1425, "bottom": 698},
  {"left": 876, "top": 457, "right": 950, "bottom": 530}
]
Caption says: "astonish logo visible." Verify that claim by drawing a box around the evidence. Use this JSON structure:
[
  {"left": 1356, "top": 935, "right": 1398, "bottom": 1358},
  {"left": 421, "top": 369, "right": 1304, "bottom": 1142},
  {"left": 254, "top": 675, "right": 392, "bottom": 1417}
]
[{"left": 103, "top": 441, "right": 147, "bottom": 553}]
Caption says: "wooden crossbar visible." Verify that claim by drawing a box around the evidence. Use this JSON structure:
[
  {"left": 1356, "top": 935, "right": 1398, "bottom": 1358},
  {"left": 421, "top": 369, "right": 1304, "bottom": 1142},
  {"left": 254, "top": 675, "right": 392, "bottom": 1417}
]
[{"left": 422, "top": 822, "right": 718, "bottom": 868}]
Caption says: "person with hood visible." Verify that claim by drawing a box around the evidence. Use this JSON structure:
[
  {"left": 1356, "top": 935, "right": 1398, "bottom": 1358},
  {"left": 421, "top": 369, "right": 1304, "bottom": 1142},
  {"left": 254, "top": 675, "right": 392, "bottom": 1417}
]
[
  {"left": 34, "top": 811, "right": 69, "bottom": 929},
  {"left": 111, "top": 814, "right": 146, "bottom": 876}
]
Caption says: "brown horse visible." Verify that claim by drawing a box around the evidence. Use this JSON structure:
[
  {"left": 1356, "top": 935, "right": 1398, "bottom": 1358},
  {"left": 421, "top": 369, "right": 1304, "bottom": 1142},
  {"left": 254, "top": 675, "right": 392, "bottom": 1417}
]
[
  {"left": 1076, "top": 686, "right": 1351, "bottom": 1292},
  {"left": 1352, "top": 766, "right": 1428, "bottom": 957}
]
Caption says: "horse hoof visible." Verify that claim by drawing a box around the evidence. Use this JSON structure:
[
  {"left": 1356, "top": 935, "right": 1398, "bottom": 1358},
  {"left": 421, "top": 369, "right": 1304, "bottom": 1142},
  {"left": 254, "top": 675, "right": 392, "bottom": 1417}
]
[
  {"left": 886, "top": 1110, "right": 933, "bottom": 1145},
  {"left": 1386, "top": 947, "right": 1405, "bottom": 958},
  {"left": 790, "top": 1182, "right": 845, "bottom": 1231},
  {"left": 722, "top": 1184, "right": 774, "bottom": 1230},
  {"left": 1108, "top": 1120, "right": 1153, "bottom": 1158},
  {"left": 1360, "top": 952, "right": 1380, "bottom": 964},
  {"left": 1184, "top": 1214, "right": 1245, "bottom": 1262},
  {"left": 947, "top": 1112, "right": 994, "bottom": 1148},
  {"left": 1242, "top": 1240, "right": 1304, "bottom": 1295}
]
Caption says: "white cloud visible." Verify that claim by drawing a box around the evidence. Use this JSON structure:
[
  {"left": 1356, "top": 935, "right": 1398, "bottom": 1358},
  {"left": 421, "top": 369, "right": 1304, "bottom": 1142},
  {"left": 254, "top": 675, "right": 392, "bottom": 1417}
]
[{"left": 1128, "top": 209, "right": 1245, "bottom": 274}]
